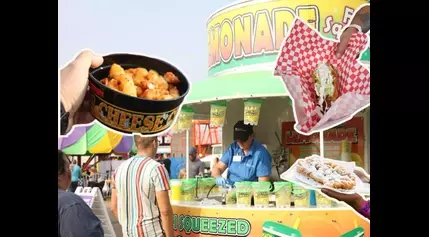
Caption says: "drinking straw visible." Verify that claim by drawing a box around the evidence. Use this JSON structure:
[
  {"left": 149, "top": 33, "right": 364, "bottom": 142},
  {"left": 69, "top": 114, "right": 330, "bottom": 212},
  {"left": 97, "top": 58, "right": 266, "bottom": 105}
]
[{"left": 293, "top": 217, "right": 301, "bottom": 229}]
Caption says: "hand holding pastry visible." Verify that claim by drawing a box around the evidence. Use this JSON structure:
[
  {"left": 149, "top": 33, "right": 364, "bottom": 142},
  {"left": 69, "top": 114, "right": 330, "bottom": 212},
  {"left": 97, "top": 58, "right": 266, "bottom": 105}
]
[
  {"left": 336, "top": 5, "right": 370, "bottom": 58},
  {"left": 321, "top": 188, "right": 364, "bottom": 211}
]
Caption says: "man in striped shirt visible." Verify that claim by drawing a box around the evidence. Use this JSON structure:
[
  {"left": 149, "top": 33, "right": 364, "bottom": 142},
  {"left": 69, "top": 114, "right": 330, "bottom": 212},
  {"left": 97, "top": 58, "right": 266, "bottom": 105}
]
[{"left": 112, "top": 135, "right": 174, "bottom": 237}]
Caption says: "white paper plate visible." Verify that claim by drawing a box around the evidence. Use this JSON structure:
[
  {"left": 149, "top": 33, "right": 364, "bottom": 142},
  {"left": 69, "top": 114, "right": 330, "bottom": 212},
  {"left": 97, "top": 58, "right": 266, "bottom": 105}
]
[{"left": 280, "top": 155, "right": 370, "bottom": 195}]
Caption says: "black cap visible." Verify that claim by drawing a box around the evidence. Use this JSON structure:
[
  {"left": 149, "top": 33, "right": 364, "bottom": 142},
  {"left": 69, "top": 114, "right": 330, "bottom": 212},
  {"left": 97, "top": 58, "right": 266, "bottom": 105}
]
[
  {"left": 189, "top": 147, "right": 197, "bottom": 154},
  {"left": 233, "top": 120, "right": 254, "bottom": 141}
]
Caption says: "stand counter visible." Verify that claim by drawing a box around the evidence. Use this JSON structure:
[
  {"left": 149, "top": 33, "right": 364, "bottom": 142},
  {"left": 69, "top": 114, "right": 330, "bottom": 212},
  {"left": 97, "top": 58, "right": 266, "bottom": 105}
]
[{"left": 171, "top": 201, "right": 369, "bottom": 237}]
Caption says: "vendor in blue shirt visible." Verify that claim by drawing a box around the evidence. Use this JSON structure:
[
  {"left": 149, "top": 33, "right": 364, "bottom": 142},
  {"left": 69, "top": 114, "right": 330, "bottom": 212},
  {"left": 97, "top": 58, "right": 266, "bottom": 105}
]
[{"left": 212, "top": 120, "right": 272, "bottom": 187}]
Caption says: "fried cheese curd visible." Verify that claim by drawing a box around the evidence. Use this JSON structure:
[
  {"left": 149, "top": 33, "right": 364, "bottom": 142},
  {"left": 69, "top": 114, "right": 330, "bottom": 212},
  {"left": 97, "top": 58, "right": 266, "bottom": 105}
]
[{"left": 100, "top": 63, "right": 181, "bottom": 100}]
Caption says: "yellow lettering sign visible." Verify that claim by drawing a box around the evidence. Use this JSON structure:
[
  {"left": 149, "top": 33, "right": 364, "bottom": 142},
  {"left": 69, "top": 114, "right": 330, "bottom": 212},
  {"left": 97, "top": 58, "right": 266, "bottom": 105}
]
[
  {"left": 91, "top": 100, "right": 178, "bottom": 134},
  {"left": 207, "top": 0, "right": 367, "bottom": 70}
]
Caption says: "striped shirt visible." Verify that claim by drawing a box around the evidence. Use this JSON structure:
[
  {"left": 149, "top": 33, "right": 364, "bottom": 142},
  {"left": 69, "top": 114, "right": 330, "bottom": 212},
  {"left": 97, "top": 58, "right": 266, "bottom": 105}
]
[{"left": 114, "top": 155, "right": 170, "bottom": 237}]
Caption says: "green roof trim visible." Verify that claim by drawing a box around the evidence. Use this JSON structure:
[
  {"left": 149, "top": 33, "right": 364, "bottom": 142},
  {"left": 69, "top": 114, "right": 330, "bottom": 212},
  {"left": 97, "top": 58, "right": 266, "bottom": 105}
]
[{"left": 184, "top": 71, "right": 288, "bottom": 104}]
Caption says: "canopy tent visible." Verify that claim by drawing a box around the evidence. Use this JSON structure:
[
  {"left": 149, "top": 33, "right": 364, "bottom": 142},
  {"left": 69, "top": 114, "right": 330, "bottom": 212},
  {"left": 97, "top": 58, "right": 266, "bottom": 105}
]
[
  {"left": 58, "top": 123, "right": 137, "bottom": 155},
  {"left": 183, "top": 70, "right": 288, "bottom": 104}
]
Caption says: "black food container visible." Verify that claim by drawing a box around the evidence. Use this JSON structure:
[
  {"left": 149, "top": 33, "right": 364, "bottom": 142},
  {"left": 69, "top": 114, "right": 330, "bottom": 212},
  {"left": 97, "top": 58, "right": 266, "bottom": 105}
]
[{"left": 88, "top": 53, "right": 190, "bottom": 135}]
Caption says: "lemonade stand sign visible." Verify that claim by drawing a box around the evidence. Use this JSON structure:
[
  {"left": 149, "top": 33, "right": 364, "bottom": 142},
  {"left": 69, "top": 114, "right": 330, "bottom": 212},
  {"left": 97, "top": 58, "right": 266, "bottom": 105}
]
[
  {"left": 173, "top": 214, "right": 251, "bottom": 236},
  {"left": 207, "top": 0, "right": 369, "bottom": 76}
]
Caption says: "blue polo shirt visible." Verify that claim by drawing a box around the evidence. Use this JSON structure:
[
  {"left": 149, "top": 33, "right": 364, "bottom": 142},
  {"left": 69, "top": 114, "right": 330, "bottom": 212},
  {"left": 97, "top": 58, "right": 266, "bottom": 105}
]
[{"left": 220, "top": 140, "right": 272, "bottom": 185}]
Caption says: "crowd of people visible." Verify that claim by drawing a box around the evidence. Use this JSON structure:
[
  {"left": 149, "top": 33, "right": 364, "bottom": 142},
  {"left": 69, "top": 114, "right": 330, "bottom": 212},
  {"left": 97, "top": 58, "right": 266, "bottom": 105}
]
[{"left": 58, "top": 4, "right": 370, "bottom": 237}]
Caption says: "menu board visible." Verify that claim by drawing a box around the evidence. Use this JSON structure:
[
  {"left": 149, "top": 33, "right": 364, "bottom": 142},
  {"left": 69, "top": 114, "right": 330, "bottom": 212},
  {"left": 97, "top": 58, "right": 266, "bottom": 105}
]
[
  {"left": 282, "top": 117, "right": 365, "bottom": 167},
  {"left": 158, "top": 135, "right": 171, "bottom": 146},
  {"left": 163, "top": 135, "right": 172, "bottom": 145}
]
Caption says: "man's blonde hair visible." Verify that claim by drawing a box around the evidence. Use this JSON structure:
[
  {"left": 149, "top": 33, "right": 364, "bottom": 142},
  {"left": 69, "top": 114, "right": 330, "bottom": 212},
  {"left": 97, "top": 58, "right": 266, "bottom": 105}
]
[{"left": 134, "top": 135, "right": 157, "bottom": 149}]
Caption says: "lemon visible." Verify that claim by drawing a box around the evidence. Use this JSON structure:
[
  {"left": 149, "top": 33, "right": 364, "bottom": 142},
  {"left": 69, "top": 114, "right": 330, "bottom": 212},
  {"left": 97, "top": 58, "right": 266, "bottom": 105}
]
[{"left": 350, "top": 153, "right": 363, "bottom": 167}]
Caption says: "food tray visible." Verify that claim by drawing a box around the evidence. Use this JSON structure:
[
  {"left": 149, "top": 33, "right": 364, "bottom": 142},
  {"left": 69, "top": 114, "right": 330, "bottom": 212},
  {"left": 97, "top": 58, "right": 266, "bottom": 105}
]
[{"left": 280, "top": 155, "right": 369, "bottom": 194}]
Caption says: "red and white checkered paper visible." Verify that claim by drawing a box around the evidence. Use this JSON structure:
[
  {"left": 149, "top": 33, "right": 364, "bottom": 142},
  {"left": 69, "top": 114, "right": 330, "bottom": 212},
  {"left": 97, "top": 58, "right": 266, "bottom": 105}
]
[{"left": 274, "top": 18, "right": 370, "bottom": 135}]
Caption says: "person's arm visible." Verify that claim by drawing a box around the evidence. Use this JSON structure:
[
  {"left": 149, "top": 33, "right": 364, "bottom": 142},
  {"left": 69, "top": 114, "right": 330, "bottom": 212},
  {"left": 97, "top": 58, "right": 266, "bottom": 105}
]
[
  {"left": 59, "top": 201, "right": 104, "bottom": 237},
  {"left": 110, "top": 171, "right": 118, "bottom": 218},
  {"left": 321, "top": 189, "right": 369, "bottom": 219},
  {"left": 256, "top": 150, "right": 272, "bottom": 182},
  {"left": 198, "top": 161, "right": 205, "bottom": 176},
  {"left": 357, "top": 200, "right": 370, "bottom": 219},
  {"left": 211, "top": 161, "right": 227, "bottom": 178},
  {"left": 336, "top": 4, "right": 370, "bottom": 58},
  {"left": 152, "top": 165, "right": 174, "bottom": 237},
  {"left": 351, "top": 5, "right": 370, "bottom": 33},
  {"left": 60, "top": 51, "right": 104, "bottom": 135},
  {"left": 111, "top": 188, "right": 118, "bottom": 218},
  {"left": 211, "top": 146, "right": 232, "bottom": 178}
]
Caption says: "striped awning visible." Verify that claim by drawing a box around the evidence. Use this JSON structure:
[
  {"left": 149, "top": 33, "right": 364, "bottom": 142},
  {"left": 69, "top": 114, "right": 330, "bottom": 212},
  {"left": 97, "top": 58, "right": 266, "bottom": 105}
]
[{"left": 58, "top": 122, "right": 136, "bottom": 155}]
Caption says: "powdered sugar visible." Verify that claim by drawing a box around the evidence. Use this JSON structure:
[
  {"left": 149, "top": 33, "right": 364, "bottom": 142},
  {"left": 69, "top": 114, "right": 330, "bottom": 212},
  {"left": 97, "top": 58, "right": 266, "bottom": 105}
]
[{"left": 281, "top": 155, "right": 365, "bottom": 194}]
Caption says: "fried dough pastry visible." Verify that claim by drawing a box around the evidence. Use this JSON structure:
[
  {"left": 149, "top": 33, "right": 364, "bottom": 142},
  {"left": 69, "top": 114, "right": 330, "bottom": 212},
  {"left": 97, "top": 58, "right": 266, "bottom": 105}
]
[{"left": 312, "top": 62, "right": 340, "bottom": 114}]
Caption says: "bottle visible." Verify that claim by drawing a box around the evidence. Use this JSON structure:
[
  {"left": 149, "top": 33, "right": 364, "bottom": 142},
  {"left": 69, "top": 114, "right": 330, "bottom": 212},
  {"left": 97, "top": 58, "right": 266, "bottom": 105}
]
[
  {"left": 309, "top": 190, "right": 317, "bottom": 206},
  {"left": 340, "top": 139, "right": 352, "bottom": 162},
  {"left": 221, "top": 191, "right": 226, "bottom": 205}
]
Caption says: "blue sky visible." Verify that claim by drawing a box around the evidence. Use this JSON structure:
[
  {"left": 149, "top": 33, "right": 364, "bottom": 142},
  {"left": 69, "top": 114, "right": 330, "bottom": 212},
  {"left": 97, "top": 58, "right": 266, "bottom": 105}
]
[{"left": 59, "top": 0, "right": 235, "bottom": 82}]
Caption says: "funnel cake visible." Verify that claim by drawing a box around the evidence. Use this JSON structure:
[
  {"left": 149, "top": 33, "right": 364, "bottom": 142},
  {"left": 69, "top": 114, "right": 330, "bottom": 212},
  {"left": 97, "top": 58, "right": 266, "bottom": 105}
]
[{"left": 296, "top": 156, "right": 356, "bottom": 190}]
